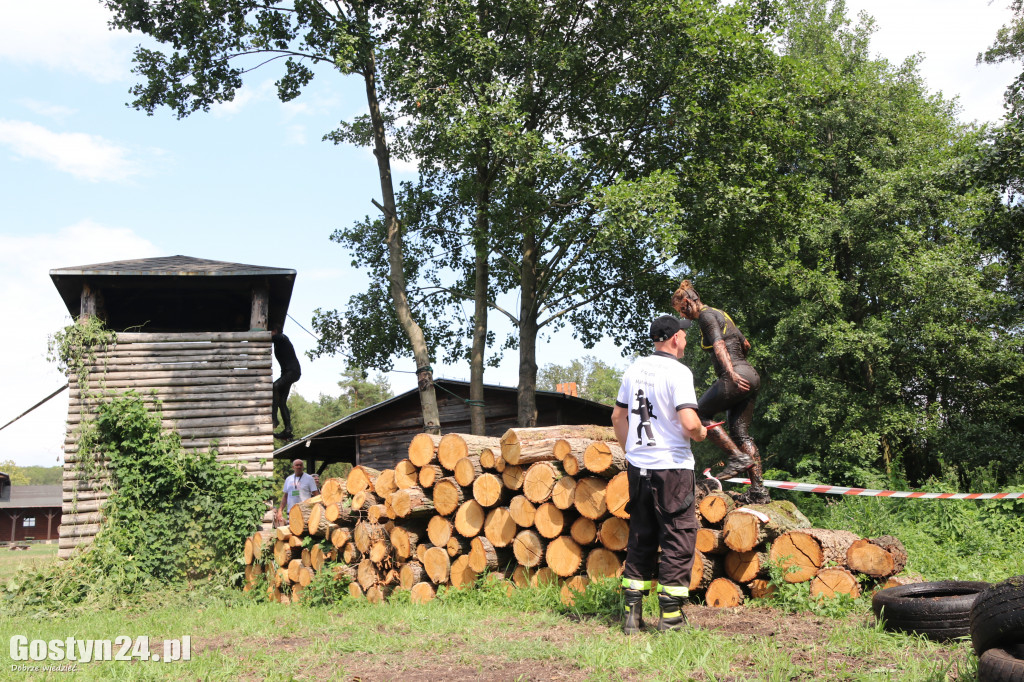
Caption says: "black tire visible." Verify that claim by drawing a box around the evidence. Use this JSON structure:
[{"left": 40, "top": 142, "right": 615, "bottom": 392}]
[
  {"left": 978, "top": 645, "right": 1024, "bottom": 682},
  {"left": 872, "top": 580, "right": 990, "bottom": 642},
  {"left": 972, "top": 576, "right": 1024, "bottom": 654}
]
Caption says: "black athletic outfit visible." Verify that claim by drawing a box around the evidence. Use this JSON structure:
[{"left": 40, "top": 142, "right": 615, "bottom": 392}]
[
  {"left": 696, "top": 306, "right": 760, "bottom": 449},
  {"left": 272, "top": 333, "right": 301, "bottom": 433}
]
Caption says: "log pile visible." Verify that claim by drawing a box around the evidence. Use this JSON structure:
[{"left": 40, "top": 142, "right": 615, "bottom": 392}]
[{"left": 244, "top": 425, "right": 914, "bottom": 607}]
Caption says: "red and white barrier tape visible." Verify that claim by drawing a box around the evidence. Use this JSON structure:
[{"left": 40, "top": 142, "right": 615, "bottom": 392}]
[{"left": 701, "top": 469, "right": 1024, "bottom": 500}]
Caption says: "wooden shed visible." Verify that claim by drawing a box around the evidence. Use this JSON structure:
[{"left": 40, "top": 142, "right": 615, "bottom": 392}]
[
  {"left": 52, "top": 255, "right": 295, "bottom": 558},
  {"left": 274, "top": 379, "right": 613, "bottom": 473},
  {"left": 0, "top": 485, "right": 62, "bottom": 544}
]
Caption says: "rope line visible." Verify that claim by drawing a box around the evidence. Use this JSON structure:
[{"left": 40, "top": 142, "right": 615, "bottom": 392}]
[
  {"left": 0, "top": 384, "right": 69, "bottom": 433},
  {"left": 704, "top": 469, "right": 1024, "bottom": 500}
]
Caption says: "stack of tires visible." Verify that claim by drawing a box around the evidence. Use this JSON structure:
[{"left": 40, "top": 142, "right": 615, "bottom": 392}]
[
  {"left": 971, "top": 577, "right": 1024, "bottom": 682},
  {"left": 871, "top": 580, "right": 991, "bottom": 642}
]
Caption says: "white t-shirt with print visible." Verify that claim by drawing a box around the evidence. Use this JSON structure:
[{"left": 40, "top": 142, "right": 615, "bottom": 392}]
[
  {"left": 615, "top": 352, "right": 699, "bottom": 470},
  {"left": 283, "top": 472, "right": 319, "bottom": 511}
]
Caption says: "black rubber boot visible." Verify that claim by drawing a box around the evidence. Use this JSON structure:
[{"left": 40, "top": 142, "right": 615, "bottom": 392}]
[
  {"left": 623, "top": 589, "right": 646, "bottom": 635},
  {"left": 657, "top": 593, "right": 687, "bottom": 632}
]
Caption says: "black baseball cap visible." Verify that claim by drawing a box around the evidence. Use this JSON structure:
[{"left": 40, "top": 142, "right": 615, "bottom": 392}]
[{"left": 650, "top": 315, "right": 691, "bottom": 341}]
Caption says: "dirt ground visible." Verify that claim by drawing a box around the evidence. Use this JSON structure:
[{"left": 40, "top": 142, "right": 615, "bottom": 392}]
[{"left": 222, "top": 606, "right": 966, "bottom": 681}]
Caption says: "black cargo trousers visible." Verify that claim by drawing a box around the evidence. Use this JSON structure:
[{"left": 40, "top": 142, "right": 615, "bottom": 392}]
[{"left": 621, "top": 464, "right": 698, "bottom": 594}]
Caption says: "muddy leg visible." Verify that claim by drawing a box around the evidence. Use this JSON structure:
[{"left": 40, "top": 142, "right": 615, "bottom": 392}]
[
  {"left": 705, "top": 424, "right": 754, "bottom": 480},
  {"left": 738, "top": 441, "right": 770, "bottom": 504}
]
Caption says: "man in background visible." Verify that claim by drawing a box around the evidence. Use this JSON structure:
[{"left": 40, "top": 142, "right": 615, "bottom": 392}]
[
  {"left": 272, "top": 326, "right": 301, "bottom": 440},
  {"left": 276, "top": 459, "right": 319, "bottom": 525},
  {"left": 611, "top": 315, "right": 707, "bottom": 634}
]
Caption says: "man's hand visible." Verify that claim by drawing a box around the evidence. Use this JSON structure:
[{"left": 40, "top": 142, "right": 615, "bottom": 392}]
[{"left": 275, "top": 509, "right": 285, "bottom": 526}]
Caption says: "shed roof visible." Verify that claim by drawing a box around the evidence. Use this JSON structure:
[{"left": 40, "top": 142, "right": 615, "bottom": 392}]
[
  {"left": 0, "top": 485, "right": 62, "bottom": 510},
  {"left": 50, "top": 255, "right": 295, "bottom": 278},
  {"left": 274, "top": 379, "right": 612, "bottom": 464},
  {"left": 51, "top": 255, "right": 296, "bottom": 332}
]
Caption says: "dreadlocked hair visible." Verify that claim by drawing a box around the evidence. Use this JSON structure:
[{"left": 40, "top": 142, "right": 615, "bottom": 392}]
[{"left": 671, "top": 280, "right": 700, "bottom": 312}]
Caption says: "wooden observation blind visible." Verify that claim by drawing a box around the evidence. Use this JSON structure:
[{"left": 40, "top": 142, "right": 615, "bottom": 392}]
[{"left": 51, "top": 255, "right": 296, "bottom": 558}]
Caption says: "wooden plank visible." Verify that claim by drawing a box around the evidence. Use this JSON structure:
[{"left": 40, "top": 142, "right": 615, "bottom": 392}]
[
  {"left": 73, "top": 366, "right": 271, "bottom": 379},
  {"left": 114, "top": 331, "right": 271, "bottom": 343},
  {"left": 92, "top": 356, "right": 272, "bottom": 369},
  {"left": 67, "top": 407, "right": 271, "bottom": 423},
  {"left": 71, "top": 377, "right": 272, "bottom": 389},
  {"left": 59, "top": 523, "right": 103, "bottom": 538}
]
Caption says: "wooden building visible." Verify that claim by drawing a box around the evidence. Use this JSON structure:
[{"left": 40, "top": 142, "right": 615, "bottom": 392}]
[
  {"left": 274, "top": 379, "right": 612, "bottom": 473},
  {"left": 51, "top": 255, "right": 295, "bottom": 558},
  {"left": 0, "top": 485, "right": 62, "bottom": 544}
]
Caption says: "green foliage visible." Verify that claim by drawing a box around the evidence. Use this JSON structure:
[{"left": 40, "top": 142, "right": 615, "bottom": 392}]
[
  {"left": 47, "top": 316, "right": 116, "bottom": 390},
  {"left": 752, "top": 550, "right": 865, "bottom": 618},
  {"left": 299, "top": 561, "right": 350, "bottom": 608},
  {"left": 559, "top": 578, "right": 623, "bottom": 621},
  {"left": 674, "top": 0, "right": 1024, "bottom": 489},
  {"left": 0, "top": 463, "right": 61, "bottom": 485},
  {"left": 809, "top": 492, "right": 1024, "bottom": 582},
  {"left": 3, "top": 393, "right": 273, "bottom": 615},
  {"left": 537, "top": 356, "right": 624, "bottom": 406}
]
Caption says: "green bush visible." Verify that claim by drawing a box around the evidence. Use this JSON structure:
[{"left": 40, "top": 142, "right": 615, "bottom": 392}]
[{"left": 2, "top": 392, "right": 273, "bottom": 615}]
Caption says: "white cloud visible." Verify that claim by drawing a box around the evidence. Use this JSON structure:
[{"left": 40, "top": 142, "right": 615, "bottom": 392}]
[
  {"left": 0, "top": 119, "right": 150, "bottom": 182},
  {"left": 845, "top": 0, "right": 1020, "bottom": 124},
  {"left": 0, "top": 222, "right": 162, "bottom": 467},
  {"left": 17, "top": 99, "right": 78, "bottom": 121},
  {"left": 285, "top": 124, "right": 307, "bottom": 146},
  {"left": 0, "top": 0, "right": 135, "bottom": 83}
]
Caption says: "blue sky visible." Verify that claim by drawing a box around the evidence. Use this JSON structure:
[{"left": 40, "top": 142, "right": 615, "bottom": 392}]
[{"left": 0, "top": 0, "right": 1019, "bottom": 467}]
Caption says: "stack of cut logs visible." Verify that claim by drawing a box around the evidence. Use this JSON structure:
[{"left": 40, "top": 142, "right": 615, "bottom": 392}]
[{"left": 242, "top": 425, "right": 916, "bottom": 606}]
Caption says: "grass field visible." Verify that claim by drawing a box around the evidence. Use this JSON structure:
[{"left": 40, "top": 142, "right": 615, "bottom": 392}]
[
  {"left": 0, "top": 588, "right": 977, "bottom": 681},
  {"left": 2, "top": 493, "right": 1020, "bottom": 681},
  {"left": 0, "top": 543, "right": 57, "bottom": 574}
]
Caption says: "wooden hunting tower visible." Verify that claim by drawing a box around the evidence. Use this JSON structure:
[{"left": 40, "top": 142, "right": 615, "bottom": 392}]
[{"left": 51, "top": 255, "right": 295, "bottom": 558}]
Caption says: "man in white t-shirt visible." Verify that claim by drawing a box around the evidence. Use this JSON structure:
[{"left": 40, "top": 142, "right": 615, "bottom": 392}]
[
  {"left": 611, "top": 315, "right": 708, "bottom": 634},
  {"left": 276, "top": 459, "right": 320, "bottom": 525}
]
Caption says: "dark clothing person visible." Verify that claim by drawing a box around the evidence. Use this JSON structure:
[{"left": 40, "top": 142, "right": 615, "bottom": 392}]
[
  {"left": 622, "top": 466, "right": 698, "bottom": 588},
  {"left": 695, "top": 306, "right": 760, "bottom": 453},
  {"left": 272, "top": 333, "right": 301, "bottom": 438}
]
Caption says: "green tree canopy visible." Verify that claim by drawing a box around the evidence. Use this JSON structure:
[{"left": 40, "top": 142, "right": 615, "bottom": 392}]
[{"left": 537, "top": 356, "right": 624, "bottom": 407}]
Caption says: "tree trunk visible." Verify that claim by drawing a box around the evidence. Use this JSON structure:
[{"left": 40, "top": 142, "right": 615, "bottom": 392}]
[
  {"left": 724, "top": 550, "right": 769, "bottom": 584},
  {"left": 533, "top": 502, "right": 565, "bottom": 540},
  {"left": 472, "top": 473, "right": 504, "bottom": 507},
  {"left": 551, "top": 476, "right": 576, "bottom": 511},
  {"left": 707, "top": 578, "right": 745, "bottom": 607},
  {"left": 432, "top": 478, "right": 465, "bottom": 516},
  {"left": 696, "top": 528, "right": 728, "bottom": 555},
  {"left": 769, "top": 529, "right": 860, "bottom": 583},
  {"left": 438, "top": 434, "right": 502, "bottom": 471},
  {"left": 454, "top": 500, "right": 486, "bottom": 537},
  {"left": 523, "top": 461, "right": 565, "bottom": 504},
  {"left": 501, "top": 426, "right": 616, "bottom": 465},
  {"left": 470, "top": 161, "right": 490, "bottom": 437},
  {"left": 597, "top": 517, "right": 629, "bottom": 552},
  {"left": 570, "top": 517, "right": 597, "bottom": 546},
  {"left": 418, "top": 464, "right": 443, "bottom": 489},
  {"left": 583, "top": 442, "right": 627, "bottom": 477},
  {"left": 393, "top": 460, "right": 419, "bottom": 489},
  {"left": 389, "top": 487, "right": 434, "bottom": 519},
  {"left": 512, "top": 529, "right": 545, "bottom": 568},
  {"left": 427, "top": 515, "right": 453, "bottom": 548},
  {"left": 810, "top": 567, "right": 861, "bottom": 599},
  {"left": 399, "top": 561, "right": 426, "bottom": 589},
  {"left": 560, "top": 575, "right": 590, "bottom": 606},
  {"left": 574, "top": 477, "right": 608, "bottom": 520},
  {"left": 846, "top": 535, "right": 908, "bottom": 578},
  {"left": 722, "top": 501, "right": 811, "bottom": 552},
  {"left": 508, "top": 496, "right": 536, "bottom": 528},
  {"left": 606, "top": 471, "right": 630, "bottom": 519},
  {"left": 454, "top": 456, "right": 484, "bottom": 487},
  {"left": 375, "top": 469, "right": 398, "bottom": 498},
  {"left": 407, "top": 433, "right": 440, "bottom": 467},
  {"left": 517, "top": 228, "right": 539, "bottom": 427},
  {"left": 356, "top": 3, "right": 439, "bottom": 435},
  {"left": 698, "top": 492, "right": 735, "bottom": 525},
  {"left": 450, "top": 554, "right": 478, "bottom": 588},
  {"left": 346, "top": 466, "right": 381, "bottom": 496},
  {"left": 422, "top": 546, "right": 451, "bottom": 584},
  {"left": 585, "top": 547, "right": 621, "bottom": 581},
  {"left": 410, "top": 582, "right": 436, "bottom": 604},
  {"left": 483, "top": 506, "right": 517, "bottom": 547},
  {"left": 689, "top": 551, "right": 725, "bottom": 592},
  {"left": 546, "top": 536, "right": 584, "bottom": 577}
]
